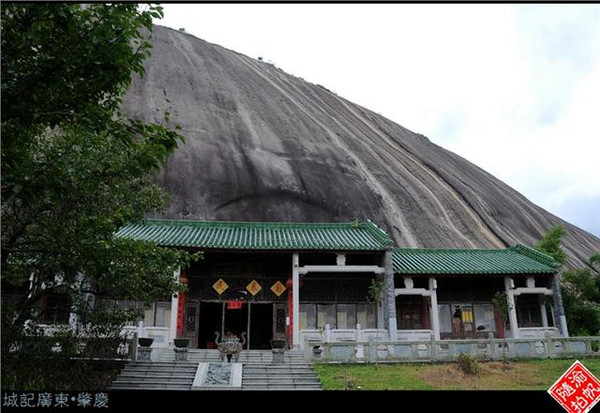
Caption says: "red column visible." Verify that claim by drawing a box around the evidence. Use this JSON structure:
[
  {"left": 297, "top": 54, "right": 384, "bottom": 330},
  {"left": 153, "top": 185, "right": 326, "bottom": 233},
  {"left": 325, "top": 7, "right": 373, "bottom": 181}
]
[
  {"left": 422, "top": 297, "right": 431, "bottom": 330},
  {"left": 494, "top": 307, "right": 506, "bottom": 339},
  {"left": 176, "top": 275, "right": 188, "bottom": 338}
]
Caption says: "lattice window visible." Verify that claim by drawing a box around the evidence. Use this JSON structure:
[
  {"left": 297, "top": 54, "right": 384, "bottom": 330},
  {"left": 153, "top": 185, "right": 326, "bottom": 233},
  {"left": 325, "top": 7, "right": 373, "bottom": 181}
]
[{"left": 275, "top": 307, "right": 287, "bottom": 335}]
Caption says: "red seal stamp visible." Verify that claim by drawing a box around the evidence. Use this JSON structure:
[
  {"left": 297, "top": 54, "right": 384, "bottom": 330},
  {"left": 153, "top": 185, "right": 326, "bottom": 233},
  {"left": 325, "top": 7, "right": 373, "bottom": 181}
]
[{"left": 548, "top": 360, "right": 600, "bottom": 413}]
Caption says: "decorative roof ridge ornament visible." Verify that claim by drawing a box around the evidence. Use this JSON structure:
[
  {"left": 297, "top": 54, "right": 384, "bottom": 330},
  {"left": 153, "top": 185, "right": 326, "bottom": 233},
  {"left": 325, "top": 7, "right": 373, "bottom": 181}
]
[{"left": 364, "top": 219, "right": 394, "bottom": 248}]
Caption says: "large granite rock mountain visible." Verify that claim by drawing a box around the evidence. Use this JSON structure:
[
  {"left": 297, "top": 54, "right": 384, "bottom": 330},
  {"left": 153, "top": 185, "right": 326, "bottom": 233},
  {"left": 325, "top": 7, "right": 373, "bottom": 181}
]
[{"left": 122, "top": 25, "right": 600, "bottom": 267}]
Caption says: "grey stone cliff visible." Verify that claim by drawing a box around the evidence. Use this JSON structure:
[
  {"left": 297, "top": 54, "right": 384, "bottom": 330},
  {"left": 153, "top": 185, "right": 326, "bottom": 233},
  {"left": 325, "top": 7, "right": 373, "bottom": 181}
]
[{"left": 122, "top": 26, "right": 600, "bottom": 267}]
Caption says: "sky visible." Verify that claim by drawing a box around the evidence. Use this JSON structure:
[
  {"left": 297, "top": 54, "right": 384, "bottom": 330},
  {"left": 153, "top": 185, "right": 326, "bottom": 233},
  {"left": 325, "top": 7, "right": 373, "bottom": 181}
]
[{"left": 155, "top": 4, "right": 600, "bottom": 237}]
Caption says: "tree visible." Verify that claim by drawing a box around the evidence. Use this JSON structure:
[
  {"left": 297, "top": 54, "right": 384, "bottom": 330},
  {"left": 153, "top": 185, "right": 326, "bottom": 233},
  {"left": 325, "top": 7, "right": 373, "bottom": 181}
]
[
  {"left": 561, "top": 257, "right": 600, "bottom": 336},
  {"left": 535, "top": 225, "right": 566, "bottom": 265},
  {"left": 1, "top": 4, "right": 197, "bottom": 388},
  {"left": 536, "top": 226, "right": 599, "bottom": 336},
  {"left": 591, "top": 253, "right": 600, "bottom": 271}
]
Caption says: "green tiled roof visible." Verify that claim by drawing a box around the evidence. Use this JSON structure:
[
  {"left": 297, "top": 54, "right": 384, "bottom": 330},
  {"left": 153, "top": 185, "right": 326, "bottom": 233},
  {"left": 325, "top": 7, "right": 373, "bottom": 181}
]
[
  {"left": 115, "top": 219, "right": 393, "bottom": 251},
  {"left": 392, "top": 245, "right": 559, "bottom": 275}
]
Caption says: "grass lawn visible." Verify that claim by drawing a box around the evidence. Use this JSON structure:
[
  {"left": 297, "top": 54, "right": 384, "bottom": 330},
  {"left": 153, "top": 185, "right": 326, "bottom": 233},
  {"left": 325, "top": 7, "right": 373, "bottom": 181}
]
[{"left": 313, "top": 358, "right": 600, "bottom": 390}]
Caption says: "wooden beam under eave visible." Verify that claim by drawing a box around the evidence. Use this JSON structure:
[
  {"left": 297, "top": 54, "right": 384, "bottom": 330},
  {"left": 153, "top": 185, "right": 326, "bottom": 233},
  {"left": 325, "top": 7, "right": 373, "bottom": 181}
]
[{"left": 298, "top": 265, "right": 385, "bottom": 274}]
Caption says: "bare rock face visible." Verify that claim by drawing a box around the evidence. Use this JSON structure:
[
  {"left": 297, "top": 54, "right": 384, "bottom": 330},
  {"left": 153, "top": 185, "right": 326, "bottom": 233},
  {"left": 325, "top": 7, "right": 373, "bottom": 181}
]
[{"left": 122, "top": 26, "right": 600, "bottom": 267}]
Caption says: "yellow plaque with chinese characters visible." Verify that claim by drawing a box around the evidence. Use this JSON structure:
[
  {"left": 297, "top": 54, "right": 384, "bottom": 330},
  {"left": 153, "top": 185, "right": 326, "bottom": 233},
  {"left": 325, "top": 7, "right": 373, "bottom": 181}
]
[
  {"left": 270, "top": 281, "right": 286, "bottom": 297},
  {"left": 462, "top": 308, "right": 473, "bottom": 323},
  {"left": 212, "top": 278, "right": 229, "bottom": 295},
  {"left": 246, "top": 280, "right": 262, "bottom": 296}
]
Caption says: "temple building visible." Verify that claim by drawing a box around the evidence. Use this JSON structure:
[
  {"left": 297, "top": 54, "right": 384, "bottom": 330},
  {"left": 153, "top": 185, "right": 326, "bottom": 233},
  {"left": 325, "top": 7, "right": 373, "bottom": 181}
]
[{"left": 113, "top": 219, "right": 567, "bottom": 349}]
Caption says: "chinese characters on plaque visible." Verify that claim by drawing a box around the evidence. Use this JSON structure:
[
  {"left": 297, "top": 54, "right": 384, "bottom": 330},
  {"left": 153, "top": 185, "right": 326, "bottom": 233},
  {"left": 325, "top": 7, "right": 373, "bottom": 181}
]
[
  {"left": 270, "top": 281, "right": 286, "bottom": 297},
  {"left": 246, "top": 280, "right": 262, "bottom": 296},
  {"left": 212, "top": 278, "right": 229, "bottom": 295}
]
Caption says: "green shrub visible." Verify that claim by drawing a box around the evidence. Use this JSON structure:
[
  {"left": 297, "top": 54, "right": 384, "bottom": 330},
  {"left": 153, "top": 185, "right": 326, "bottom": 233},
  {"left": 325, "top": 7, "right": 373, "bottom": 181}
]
[{"left": 457, "top": 353, "right": 481, "bottom": 376}]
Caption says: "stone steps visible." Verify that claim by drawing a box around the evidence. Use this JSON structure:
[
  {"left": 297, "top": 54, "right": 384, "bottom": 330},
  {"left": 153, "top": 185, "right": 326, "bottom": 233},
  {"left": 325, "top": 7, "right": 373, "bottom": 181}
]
[
  {"left": 241, "top": 362, "right": 321, "bottom": 391},
  {"left": 243, "top": 366, "right": 315, "bottom": 370},
  {"left": 155, "top": 349, "right": 307, "bottom": 364},
  {"left": 117, "top": 372, "right": 197, "bottom": 379},
  {"left": 111, "top": 382, "right": 192, "bottom": 390},
  {"left": 243, "top": 372, "right": 320, "bottom": 377},
  {"left": 242, "top": 385, "right": 322, "bottom": 391},
  {"left": 110, "top": 361, "right": 199, "bottom": 391},
  {"left": 243, "top": 380, "right": 321, "bottom": 386},
  {"left": 243, "top": 375, "right": 319, "bottom": 380},
  {"left": 127, "top": 360, "right": 199, "bottom": 365},
  {"left": 122, "top": 365, "right": 197, "bottom": 370},
  {"left": 114, "top": 378, "right": 194, "bottom": 385},
  {"left": 111, "top": 350, "right": 321, "bottom": 391}
]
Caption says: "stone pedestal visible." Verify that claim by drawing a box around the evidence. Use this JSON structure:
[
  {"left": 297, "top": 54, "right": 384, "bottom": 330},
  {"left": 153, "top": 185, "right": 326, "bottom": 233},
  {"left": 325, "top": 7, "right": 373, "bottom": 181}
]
[
  {"left": 272, "top": 348, "right": 285, "bottom": 364},
  {"left": 174, "top": 347, "right": 188, "bottom": 362},
  {"left": 137, "top": 347, "right": 152, "bottom": 361}
]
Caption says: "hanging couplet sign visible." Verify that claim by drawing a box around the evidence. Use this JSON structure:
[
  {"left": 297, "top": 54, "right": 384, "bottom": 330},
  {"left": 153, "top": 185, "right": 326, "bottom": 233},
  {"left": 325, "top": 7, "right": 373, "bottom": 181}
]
[
  {"left": 548, "top": 360, "right": 600, "bottom": 413},
  {"left": 177, "top": 291, "right": 186, "bottom": 336},
  {"left": 177, "top": 276, "right": 189, "bottom": 337},
  {"left": 227, "top": 300, "right": 243, "bottom": 310},
  {"left": 270, "top": 281, "right": 286, "bottom": 297},
  {"left": 246, "top": 280, "right": 262, "bottom": 296},
  {"left": 212, "top": 278, "right": 229, "bottom": 295}
]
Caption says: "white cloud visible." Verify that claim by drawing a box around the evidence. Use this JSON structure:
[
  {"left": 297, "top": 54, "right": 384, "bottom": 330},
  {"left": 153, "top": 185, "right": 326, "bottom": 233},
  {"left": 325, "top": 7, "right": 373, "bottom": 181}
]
[
  {"left": 445, "top": 5, "right": 600, "bottom": 233},
  {"left": 157, "top": 4, "right": 600, "bottom": 236}
]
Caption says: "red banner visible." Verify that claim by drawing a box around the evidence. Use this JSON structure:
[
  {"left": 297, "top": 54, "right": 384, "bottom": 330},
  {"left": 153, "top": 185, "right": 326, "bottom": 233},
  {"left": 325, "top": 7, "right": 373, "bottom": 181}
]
[
  {"left": 177, "top": 291, "right": 185, "bottom": 337},
  {"left": 176, "top": 276, "right": 188, "bottom": 337},
  {"left": 227, "top": 300, "right": 243, "bottom": 310}
]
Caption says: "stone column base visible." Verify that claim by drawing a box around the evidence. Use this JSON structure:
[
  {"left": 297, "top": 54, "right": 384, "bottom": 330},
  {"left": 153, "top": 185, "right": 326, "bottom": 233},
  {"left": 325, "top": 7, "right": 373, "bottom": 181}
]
[
  {"left": 272, "top": 349, "right": 285, "bottom": 364},
  {"left": 137, "top": 347, "right": 152, "bottom": 361},
  {"left": 174, "top": 348, "right": 189, "bottom": 362}
]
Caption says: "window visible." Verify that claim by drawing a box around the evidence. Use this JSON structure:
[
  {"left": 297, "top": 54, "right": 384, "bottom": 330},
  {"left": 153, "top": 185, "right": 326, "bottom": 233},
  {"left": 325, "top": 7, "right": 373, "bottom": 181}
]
[
  {"left": 153, "top": 302, "right": 171, "bottom": 327},
  {"left": 356, "top": 304, "right": 376, "bottom": 329},
  {"left": 317, "top": 304, "right": 336, "bottom": 329},
  {"left": 396, "top": 296, "right": 426, "bottom": 330},
  {"left": 143, "top": 301, "right": 171, "bottom": 327},
  {"left": 298, "top": 303, "right": 376, "bottom": 330},
  {"left": 440, "top": 301, "right": 498, "bottom": 338},
  {"left": 95, "top": 299, "right": 145, "bottom": 326},
  {"left": 299, "top": 304, "right": 316, "bottom": 330},
  {"left": 337, "top": 304, "right": 356, "bottom": 329},
  {"left": 38, "top": 294, "right": 71, "bottom": 325},
  {"left": 517, "top": 295, "right": 542, "bottom": 327},
  {"left": 473, "top": 304, "right": 496, "bottom": 332},
  {"left": 438, "top": 304, "right": 452, "bottom": 333}
]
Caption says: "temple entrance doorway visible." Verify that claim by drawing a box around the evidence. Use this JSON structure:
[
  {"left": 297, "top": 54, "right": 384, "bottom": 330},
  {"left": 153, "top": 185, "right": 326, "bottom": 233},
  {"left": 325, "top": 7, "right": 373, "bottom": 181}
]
[{"left": 197, "top": 301, "right": 275, "bottom": 349}]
